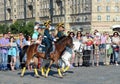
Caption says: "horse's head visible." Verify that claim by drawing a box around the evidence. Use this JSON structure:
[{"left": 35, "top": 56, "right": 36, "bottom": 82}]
[
  {"left": 55, "top": 36, "right": 73, "bottom": 49},
  {"left": 65, "top": 36, "right": 73, "bottom": 48}
]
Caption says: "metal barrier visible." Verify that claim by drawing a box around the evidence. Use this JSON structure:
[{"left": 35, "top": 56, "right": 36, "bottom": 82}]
[{"left": 74, "top": 44, "right": 120, "bottom": 67}]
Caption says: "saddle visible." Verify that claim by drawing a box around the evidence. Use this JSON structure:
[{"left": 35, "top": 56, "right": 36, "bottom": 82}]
[
  {"left": 37, "top": 44, "right": 46, "bottom": 53},
  {"left": 37, "top": 44, "right": 55, "bottom": 53}
]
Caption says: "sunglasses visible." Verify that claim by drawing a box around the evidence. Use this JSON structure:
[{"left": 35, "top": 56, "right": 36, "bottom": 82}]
[{"left": 114, "top": 33, "right": 118, "bottom": 35}]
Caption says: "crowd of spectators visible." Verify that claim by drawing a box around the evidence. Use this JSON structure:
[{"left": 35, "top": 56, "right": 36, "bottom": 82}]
[
  {"left": 0, "top": 27, "right": 120, "bottom": 72},
  {"left": 68, "top": 30, "right": 120, "bottom": 67}
]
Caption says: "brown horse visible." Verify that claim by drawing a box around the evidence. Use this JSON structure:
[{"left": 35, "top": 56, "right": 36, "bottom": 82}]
[{"left": 20, "top": 36, "right": 73, "bottom": 78}]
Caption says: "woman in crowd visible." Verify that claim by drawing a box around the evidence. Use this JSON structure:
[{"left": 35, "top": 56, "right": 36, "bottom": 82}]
[
  {"left": 74, "top": 31, "right": 83, "bottom": 67},
  {"left": 100, "top": 32, "right": 107, "bottom": 61},
  {"left": 26, "top": 35, "right": 32, "bottom": 45},
  {"left": 8, "top": 36, "right": 17, "bottom": 71},
  {"left": 82, "top": 32, "right": 93, "bottom": 67},
  {"left": 93, "top": 32, "right": 101, "bottom": 66},
  {"left": 68, "top": 32, "right": 75, "bottom": 68},
  {"left": 0, "top": 33, "right": 10, "bottom": 71},
  {"left": 105, "top": 32, "right": 112, "bottom": 65},
  {"left": 35, "top": 34, "right": 43, "bottom": 44},
  {"left": 111, "top": 32, "right": 120, "bottom": 66}
]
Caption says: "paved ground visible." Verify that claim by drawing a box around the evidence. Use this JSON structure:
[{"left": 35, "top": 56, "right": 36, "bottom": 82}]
[{"left": 0, "top": 64, "right": 120, "bottom": 84}]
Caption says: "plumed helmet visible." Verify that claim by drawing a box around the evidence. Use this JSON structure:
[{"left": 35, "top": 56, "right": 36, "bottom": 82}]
[
  {"left": 57, "top": 22, "right": 64, "bottom": 28},
  {"left": 44, "top": 20, "right": 51, "bottom": 27}
]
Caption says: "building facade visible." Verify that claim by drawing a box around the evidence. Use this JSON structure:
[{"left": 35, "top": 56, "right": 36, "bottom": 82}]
[
  {"left": 92, "top": 0, "right": 120, "bottom": 33},
  {"left": 0, "top": 0, "right": 120, "bottom": 33}
]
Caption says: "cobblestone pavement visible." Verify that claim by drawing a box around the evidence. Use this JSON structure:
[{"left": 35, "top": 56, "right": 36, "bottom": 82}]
[{"left": 0, "top": 65, "right": 120, "bottom": 84}]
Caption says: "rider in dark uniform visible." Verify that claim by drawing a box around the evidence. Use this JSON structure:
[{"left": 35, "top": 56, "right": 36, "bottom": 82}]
[
  {"left": 43, "top": 20, "right": 53, "bottom": 59},
  {"left": 56, "top": 23, "right": 65, "bottom": 39}
]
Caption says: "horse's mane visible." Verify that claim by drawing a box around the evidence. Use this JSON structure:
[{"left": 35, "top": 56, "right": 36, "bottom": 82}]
[{"left": 55, "top": 36, "right": 67, "bottom": 44}]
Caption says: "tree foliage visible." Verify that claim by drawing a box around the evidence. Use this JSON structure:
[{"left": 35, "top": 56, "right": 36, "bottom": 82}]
[
  {"left": 0, "top": 24, "right": 9, "bottom": 33},
  {"left": 0, "top": 20, "right": 34, "bottom": 36}
]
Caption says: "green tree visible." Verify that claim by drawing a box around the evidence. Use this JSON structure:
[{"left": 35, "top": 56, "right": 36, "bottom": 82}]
[
  {"left": 22, "top": 21, "right": 34, "bottom": 36},
  {"left": 0, "top": 24, "right": 9, "bottom": 34},
  {"left": 9, "top": 20, "right": 25, "bottom": 34},
  {"left": 1, "top": 20, "right": 34, "bottom": 35},
  {"left": 0, "top": 24, "right": 4, "bottom": 33}
]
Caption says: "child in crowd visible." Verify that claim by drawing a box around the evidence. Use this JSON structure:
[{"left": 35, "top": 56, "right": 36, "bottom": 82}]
[{"left": 8, "top": 36, "right": 17, "bottom": 71}]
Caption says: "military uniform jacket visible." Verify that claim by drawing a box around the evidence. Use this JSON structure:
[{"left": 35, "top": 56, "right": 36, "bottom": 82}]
[
  {"left": 44, "top": 29, "right": 53, "bottom": 41},
  {"left": 57, "top": 31, "right": 64, "bottom": 38}
]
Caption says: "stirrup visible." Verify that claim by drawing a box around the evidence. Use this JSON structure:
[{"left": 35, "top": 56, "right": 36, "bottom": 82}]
[{"left": 46, "top": 56, "right": 50, "bottom": 59}]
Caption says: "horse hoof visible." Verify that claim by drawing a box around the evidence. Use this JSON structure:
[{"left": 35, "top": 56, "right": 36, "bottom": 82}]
[
  {"left": 41, "top": 74, "right": 45, "bottom": 77},
  {"left": 20, "top": 76, "right": 24, "bottom": 78},
  {"left": 59, "top": 76, "right": 63, "bottom": 79},
  {"left": 45, "top": 76, "right": 48, "bottom": 78},
  {"left": 62, "top": 73, "right": 66, "bottom": 76},
  {"left": 20, "top": 75, "right": 24, "bottom": 77},
  {"left": 34, "top": 75, "right": 40, "bottom": 78},
  {"left": 45, "top": 75, "right": 48, "bottom": 78}
]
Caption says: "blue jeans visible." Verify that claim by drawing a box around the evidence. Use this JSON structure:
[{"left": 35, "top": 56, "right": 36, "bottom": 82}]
[
  {"left": 0, "top": 53, "right": 2, "bottom": 70},
  {"left": 1, "top": 53, "right": 8, "bottom": 70},
  {"left": 100, "top": 44, "right": 106, "bottom": 49},
  {"left": 15, "top": 50, "right": 20, "bottom": 70},
  {"left": 113, "top": 51, "right": 119, "bottom": 62},
  {"left": 15, "top": 56, "right": 20, "bottom": 70}
]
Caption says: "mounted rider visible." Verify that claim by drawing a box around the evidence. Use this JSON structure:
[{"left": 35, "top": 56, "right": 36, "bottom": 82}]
[
  {"left": 56, "top": 22, "right": 65, "bottom": 39},
  {"left": 43, "top": 20, "right": 54, "bottom": 59}
]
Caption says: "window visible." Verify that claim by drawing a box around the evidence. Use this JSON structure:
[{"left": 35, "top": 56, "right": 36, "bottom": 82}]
[
  {"left": 115, "top": 6, "right": 119, "bottom": 12},
  {"left": 106, "top": 6, "right": 110, "bottom": 12},
  {"left": 106, "top": 15, "right": 110, "bottom": 21},
  {"left": 115, "top": 16, "right": 120, "bottom": 21},
  {"left": 106, "top": 0, "right": 110, "bottom": 2},
  {"left": 14, "top": 9, "right": 16, "bottom": 12},
  {"left": 97, "top": 15, "right": 101, "bottom": 21},
  {"left": 114, "top": 0, "right": 119, "bottom": 2},
  {"left": 97, "top": 6, "right": 101, "bottom": 12},
  {"left": 14, "top": 15, "right": 16, "bottom": 18},
  {"left": 97, "top": 0, "right": 101, "bottom": 2}
]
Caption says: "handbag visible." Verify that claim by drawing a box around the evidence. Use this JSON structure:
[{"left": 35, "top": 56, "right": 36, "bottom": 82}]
[
  {"left": 113, "top": 45, "right": 119, "bottom": 52},
  {"left": 107, "top": 47, "right": 113, "bottom": 55}
]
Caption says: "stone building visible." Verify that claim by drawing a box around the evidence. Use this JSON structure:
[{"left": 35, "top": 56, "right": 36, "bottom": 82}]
[{"left": 0, "top": 0, "right": 120, "bottom": 33}]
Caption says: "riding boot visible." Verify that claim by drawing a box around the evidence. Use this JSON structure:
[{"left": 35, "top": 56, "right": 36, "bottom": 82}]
[
  {"left": 46, "top": 48, "right": 50, "bottom": 59},
  {"left": 46, "top": 53, "right": 50, "bottom": 59}
]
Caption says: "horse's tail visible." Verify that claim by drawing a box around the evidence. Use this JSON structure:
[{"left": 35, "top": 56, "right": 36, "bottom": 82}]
[
  {"left": 20, "top": 45, "right": 29, "bottom": 63},
  {"left": 22, "top": 45, "right": 29, "bottom": 54}
]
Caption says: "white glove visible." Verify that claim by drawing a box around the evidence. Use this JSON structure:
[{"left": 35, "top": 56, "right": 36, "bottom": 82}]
[{"left": 53, "top": 38, "right": 56, "bottom": 42}]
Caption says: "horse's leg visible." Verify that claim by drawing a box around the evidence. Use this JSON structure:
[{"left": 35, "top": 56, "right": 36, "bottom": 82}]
[
  {"left": 41, "top": 59, "right": 46, "bottom": 76},
  {"left": 41, "top": 67, "right": 45, "bottom": 76},
  {"left": 20, "top": 67, "right": 26, "bottom": 77},
  {"left": 45, "top": 60, "right": 53, "bottom": 78},
  {"left": 33, "top": 57, "right": 40, "bottom": 78},
  {"left": 55, "top": 60, "right": 63, "bottom": 78},
  {"left": 20, "top": 61, "right": 28, "bottom": 77},
  {"left": 20, "top": 57, "right": 28, "bottom": 77},
  {"left": 20, "top": 55, "right": 33, "bottom": 77}
]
